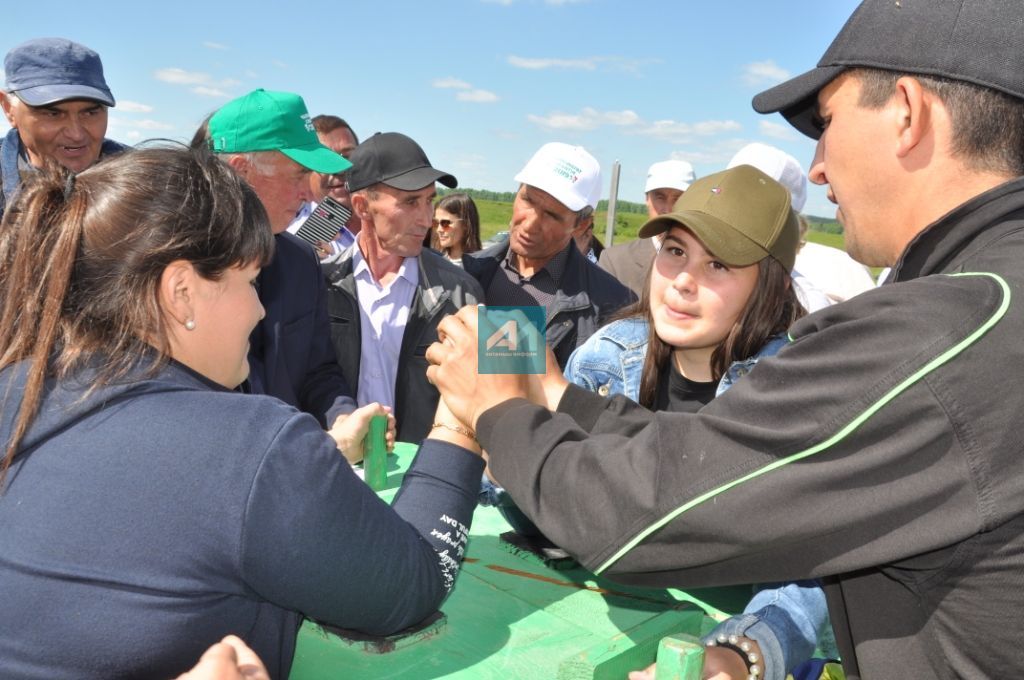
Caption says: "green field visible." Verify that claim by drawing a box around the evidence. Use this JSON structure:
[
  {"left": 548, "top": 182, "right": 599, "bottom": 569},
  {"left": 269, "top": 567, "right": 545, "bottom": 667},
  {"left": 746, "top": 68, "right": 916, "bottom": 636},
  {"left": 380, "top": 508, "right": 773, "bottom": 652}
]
[{"left": 475, "top": 198, "right": 846, "bottom": 250}]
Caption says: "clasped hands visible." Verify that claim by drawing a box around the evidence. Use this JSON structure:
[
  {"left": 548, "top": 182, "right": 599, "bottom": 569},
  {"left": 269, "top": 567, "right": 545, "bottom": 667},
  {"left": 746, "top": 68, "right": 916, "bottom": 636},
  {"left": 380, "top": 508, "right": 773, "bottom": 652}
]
[{"left": 424, "top": 305, "right": 569, "bottom": 437}]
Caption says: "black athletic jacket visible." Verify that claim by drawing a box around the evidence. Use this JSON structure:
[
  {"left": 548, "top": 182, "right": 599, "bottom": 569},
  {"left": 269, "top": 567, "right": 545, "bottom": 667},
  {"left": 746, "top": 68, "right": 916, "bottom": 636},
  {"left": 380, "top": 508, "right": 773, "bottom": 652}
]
[{"left": 478, "top": 177, "right": 1024, "bottom": 679}]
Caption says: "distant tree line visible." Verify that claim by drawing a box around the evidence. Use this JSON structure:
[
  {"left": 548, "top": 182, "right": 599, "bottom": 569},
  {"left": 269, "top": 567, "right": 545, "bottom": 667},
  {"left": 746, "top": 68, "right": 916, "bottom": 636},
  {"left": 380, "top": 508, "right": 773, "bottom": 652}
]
[
  {"left": 441, "top": 188, "right": 844, "bottom": 234},
  {"left": 807, "top": 218, "right": 843, "bottom": 234},
  {"left": 440, "top": 187, "right": 648, "bottom": 215}
]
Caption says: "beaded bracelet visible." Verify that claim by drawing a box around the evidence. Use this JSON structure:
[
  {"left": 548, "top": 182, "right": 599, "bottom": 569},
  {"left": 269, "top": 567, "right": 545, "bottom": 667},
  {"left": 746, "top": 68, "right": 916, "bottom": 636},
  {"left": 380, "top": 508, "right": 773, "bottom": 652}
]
[
  {"left": 706, "top": 633, "right": 761, "bottom": 679},
  {"left": 431, "top": 421, "right": 477, "bottom": 441}
]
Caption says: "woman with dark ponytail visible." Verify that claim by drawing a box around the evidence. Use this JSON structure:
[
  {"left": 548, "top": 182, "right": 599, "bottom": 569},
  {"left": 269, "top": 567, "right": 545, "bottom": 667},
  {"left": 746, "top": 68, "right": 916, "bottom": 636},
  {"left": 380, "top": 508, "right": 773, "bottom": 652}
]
[{"left": 0, "top": 146, "right": 483, "bottom": 679}]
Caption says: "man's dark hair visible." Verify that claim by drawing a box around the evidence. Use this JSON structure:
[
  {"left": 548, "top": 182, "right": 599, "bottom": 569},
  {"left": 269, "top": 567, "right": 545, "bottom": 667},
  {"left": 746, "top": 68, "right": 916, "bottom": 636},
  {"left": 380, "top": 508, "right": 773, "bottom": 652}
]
[
  {"left": 311, "top": 115, "right": 358, "bottom": 145},
  {"left": 852, "top": 68, "right": 1024, "bottom": 176}
]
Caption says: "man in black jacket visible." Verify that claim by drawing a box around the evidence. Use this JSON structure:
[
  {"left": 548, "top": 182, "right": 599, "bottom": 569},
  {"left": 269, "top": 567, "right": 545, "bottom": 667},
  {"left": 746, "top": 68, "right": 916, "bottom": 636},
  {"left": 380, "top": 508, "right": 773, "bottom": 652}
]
[
  {"left": 324, "top": 132, "right": 483, "bottom": 443},
  {"left": 426, "top": 1, "right": 1024, "bottom": 678},
  {"left": 464, "top": 142, "right": 635, "bottom": 369},
  {"left": 204, "top": 89, "right": 357, "bottom": 428}
]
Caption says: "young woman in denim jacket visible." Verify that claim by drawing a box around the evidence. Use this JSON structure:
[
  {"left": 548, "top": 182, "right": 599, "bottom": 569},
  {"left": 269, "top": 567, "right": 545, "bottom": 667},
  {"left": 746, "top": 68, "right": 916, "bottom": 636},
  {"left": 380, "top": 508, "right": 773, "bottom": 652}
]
[{"left": 563, "top": 167, "right": 834, "bottom": 680}]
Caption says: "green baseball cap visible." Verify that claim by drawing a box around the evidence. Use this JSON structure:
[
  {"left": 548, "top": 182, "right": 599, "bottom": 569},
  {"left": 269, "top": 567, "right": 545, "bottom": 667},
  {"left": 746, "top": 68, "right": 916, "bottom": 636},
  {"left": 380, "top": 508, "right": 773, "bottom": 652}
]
[
  {"left": 638, "top": 164, "right": 800, "bottom": 271},
  {"left": 207, "top": 89, "right": 352, "bottom": 174}
]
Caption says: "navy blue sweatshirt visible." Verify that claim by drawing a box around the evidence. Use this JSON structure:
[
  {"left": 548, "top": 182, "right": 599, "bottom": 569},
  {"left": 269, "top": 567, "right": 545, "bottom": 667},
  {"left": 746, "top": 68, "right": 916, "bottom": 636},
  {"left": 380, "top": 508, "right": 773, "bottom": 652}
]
[{"left": 0, "top": 358, "right": 483, "bottom": 679}]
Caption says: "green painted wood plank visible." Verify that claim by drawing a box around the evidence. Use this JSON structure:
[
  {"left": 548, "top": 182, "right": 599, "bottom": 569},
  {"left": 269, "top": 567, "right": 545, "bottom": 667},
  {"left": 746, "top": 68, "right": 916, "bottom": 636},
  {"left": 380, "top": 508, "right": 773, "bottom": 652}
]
[{"left": 289, "top": 444, "right": 736, "bottom": 680}]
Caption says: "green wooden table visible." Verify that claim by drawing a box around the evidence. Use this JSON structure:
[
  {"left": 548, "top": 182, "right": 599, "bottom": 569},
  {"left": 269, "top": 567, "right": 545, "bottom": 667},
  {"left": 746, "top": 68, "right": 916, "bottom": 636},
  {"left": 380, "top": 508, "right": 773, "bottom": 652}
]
[{"left": 289, "top": 443, "right": 745, "bottom": 680}]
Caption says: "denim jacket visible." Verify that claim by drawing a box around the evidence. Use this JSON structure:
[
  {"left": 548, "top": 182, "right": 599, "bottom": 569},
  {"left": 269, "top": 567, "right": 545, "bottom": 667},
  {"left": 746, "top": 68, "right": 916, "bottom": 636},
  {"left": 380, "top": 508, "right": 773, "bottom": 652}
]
[
  {"left": 563, "top": 318, "right": 832, "bottom": 680},
  {"left": 563, "top": 317, "right": 791, "bottom": 401}
]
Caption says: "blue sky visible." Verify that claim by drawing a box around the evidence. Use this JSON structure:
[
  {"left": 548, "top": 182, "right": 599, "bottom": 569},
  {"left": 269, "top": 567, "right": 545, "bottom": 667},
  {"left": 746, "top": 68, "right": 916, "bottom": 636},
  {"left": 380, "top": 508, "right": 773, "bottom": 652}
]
[{"left": 4, "top": 0, "right": 860, "bottom": 217}]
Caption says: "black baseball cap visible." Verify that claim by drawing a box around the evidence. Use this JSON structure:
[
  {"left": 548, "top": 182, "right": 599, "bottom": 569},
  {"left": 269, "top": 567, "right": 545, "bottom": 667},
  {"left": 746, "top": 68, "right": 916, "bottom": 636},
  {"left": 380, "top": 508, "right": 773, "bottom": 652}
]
[
  {"left": 753, "top": 0, "right": 1024, "bottom": 140},
  {"left": 347, "top": 132, "right": 457, "bottom": 192}
]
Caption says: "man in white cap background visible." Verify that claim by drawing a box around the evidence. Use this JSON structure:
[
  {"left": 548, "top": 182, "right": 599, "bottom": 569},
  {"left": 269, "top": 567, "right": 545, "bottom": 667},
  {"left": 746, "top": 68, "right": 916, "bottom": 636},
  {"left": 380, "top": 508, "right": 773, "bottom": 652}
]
[
  {"left": 598, "top": 159, "right": 695, "bottom": 295},
  {"left": 464, "top": 142, "right": 635, "bottom": 368},
  {"left": 1, "top": 37, "right": 126, "bottom": 221},
  {"left": 324, "top": 132, "right": 483, "bottom": 443}
]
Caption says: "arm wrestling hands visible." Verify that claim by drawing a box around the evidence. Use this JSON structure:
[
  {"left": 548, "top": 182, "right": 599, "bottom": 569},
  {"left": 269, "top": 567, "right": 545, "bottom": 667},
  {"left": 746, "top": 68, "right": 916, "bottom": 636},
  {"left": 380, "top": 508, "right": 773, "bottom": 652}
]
[{"left": 425, "top": 305, "right": 568, "bottom": 430}]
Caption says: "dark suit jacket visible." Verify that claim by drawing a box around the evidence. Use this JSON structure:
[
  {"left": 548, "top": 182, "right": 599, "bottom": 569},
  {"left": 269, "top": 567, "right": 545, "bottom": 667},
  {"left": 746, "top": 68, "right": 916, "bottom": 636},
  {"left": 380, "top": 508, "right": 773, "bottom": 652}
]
[
  {"left": 324, "top": 247, "right": 483, "bottom": 442},
  {"left": 247, "top": 233, "right": 355, "bottom": 428},
  {"left": 597, "top": 237, "right": 657, "bottom": 296}
]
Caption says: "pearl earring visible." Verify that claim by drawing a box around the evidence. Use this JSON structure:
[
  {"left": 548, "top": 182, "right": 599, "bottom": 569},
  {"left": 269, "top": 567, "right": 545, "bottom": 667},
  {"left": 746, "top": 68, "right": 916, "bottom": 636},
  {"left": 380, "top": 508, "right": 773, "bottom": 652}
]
[{"left": 184, "top": 319, "right": 196, "bottom": 331}]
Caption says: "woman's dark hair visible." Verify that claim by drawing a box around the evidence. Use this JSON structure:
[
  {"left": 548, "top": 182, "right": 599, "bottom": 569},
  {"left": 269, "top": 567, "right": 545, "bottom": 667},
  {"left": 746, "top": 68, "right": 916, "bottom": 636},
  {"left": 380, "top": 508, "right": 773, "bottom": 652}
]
[
  {"left": 0, "top": 145, "right": 274, "bottom": 483},
  {"left": 432, "top": 193, "right": 482, "bottom": 255},
  {"left": 190, "top": 113, "right": 213, "bottom": 150},
  {"left": 626, "top": 247, "right": 805, "bottom": 409}
]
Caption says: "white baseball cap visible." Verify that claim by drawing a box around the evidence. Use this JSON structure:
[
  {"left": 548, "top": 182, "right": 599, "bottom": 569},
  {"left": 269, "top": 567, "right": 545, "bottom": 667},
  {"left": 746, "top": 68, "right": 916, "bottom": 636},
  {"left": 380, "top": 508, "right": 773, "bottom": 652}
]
[
  {"left": 514, "top": 142, "right": 602, "bottom": 211},
  {"left": 644, "top": 160, "right": 696, "bottom": 193},
  {"left": 727, "top": 143, "right": 807, "bottom": 213}
]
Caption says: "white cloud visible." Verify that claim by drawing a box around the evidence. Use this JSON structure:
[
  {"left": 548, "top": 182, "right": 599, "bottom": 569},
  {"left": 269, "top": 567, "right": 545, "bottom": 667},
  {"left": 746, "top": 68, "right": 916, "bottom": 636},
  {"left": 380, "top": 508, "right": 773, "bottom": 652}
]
[
  {"left": 203, "top": 41, "right": 228, "bottom": 51},
  {"left": 669, "top": 138, "right": 751, "bottom": 166},
  {"left": 454, "top": 153, "right": 487, "bottom": 170},
  {"left": 434, "top": 76, "right": 499, "bottom": 104},
  {"left": 457, "top": 89, "right": 499, "bottom": 103},
  {"left": 633, "top": 118, "right": 742, "bottom": 143},
  {"left": 244, "top": 70, "right": 258, "bottom": 79},
  {"left": 118, "top": 119, "right": 174, "bottom": 131},
  {"left": 155, "top": 68, "right": 238, "bottom": 98},
  {"left": 526, "top": 106, "right": 738, "bottom": 143},
  {"left": 507, "top": 54, "right": 656, "bottom": 75},
  {"left": 154, "top": 68, "right": 211, "bottom": 85},
  {"left": 507, "top": 55, "right": 599, "bottom": 70},
  {"left": 742, "top": 60, "right": 791, "bottom": 86},
  {"left": 527, "top": 107, "right": 641, "bottom": 131},
  {"left": 134, "top": 119, "right": 175, "bottom": 130},
  {"left": 106, "top": 116, "right": 179, "bottom": 143},
  {"left": 759, "top": 120, "right": 799, "bottom": 141},
  {"left": 192, "top": 86, "right": 230, "bottom": 98},
  {"left": 272, "top": 60, "right": 288, "bottom": 69},
  {"left": 116, "top": 100, "right": 154, "bottom": 113},
  {"left": 433, "top": 77, "right": 472, "bottom": 90}
]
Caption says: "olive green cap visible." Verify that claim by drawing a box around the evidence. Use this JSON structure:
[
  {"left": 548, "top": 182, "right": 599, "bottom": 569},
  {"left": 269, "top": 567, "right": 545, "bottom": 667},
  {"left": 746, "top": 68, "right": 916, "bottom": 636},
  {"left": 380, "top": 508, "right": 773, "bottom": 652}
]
[{"left": 638, "top": 164, "right": 800, "bottom": 271}]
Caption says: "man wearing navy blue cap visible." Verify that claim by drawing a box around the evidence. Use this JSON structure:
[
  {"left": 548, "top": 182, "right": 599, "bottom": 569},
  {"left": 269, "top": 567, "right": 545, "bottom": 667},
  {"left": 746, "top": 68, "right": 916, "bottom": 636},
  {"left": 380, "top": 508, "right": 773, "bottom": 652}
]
[{"left": 1, "top": 38, "right": 125, "bottom": 219}]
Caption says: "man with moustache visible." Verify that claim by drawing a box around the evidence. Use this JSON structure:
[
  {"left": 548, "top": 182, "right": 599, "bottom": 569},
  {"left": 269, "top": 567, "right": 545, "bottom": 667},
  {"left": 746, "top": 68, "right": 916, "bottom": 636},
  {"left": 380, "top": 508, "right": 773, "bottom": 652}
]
[{"left": 427, "top": 1, "right": 1024, "bottom": 677}]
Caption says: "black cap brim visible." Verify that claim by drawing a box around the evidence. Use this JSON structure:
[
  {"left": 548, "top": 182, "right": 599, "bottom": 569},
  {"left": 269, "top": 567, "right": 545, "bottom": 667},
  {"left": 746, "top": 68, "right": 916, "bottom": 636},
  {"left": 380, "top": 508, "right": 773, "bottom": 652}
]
[
  {"left": 381, "top": 166, "right": 457, "bottom": 191},
  {"left": 752, "top": 65, "right": 846, "bottom": 141}
]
